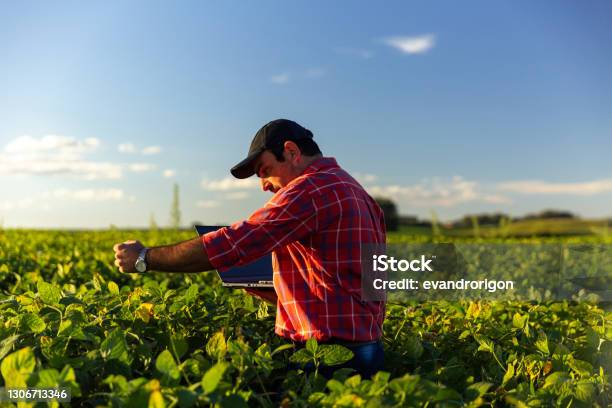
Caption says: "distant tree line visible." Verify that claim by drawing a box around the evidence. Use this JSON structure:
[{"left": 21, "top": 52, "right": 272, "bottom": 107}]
[
  {"left": 373, "top": 197, "right": 581, "bottom": 231},
  {"left": 450, "top": 209, "right": 579, "bottom": 228},
  {"left": 520, "top": 209, "right": 577, "bottom": 220}
]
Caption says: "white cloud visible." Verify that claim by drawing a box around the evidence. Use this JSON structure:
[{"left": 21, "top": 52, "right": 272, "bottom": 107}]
[
  {"left": 383, "top": 34, "right": 435, "bottom": 54},
  {"left": 0, "top": 135, "right": 121, "bottom": 180},
  {"left": 118, "top": 143, "right": 162, "bottom": 155},
  {"left": 6, "top": 135, "right": 99, "bottom": 155},
  {"left": 128, "top": 163, "right": 156, "bottom": 172},
  {"left": 497, "top": 179, "right": 612, "bottom": 195},
  {"left": 0, "top": 160, "right": 122, "bottom": 180},
  {"left": 142, "top": 145, "right": 162, "bottom": 155},
  {"left": 271, "top": 69, "right": 326, "bottom": 84},
  {"left": 368, "top": 176, "right": 510, "bottom": 207},
  {"left": 335, "top": 47, "right": 374, "bottom": 59},
  {"left": 118, "top": 143, "right": 136, "bottom": 153},
  {"left": 354, "top": 173, "right": 378, "bottom": 184},
  {"left": 270, "top": 73, "right": 290, "bottom": 85},
  {"left": 305, "top": 68, "right": 326, "bottom": 78},
  {"left": 2, "top": 188, "right": 125, "bottom": 211},
  {"left": 44, "top": 188, "right": 124, "bottom": 201},
  {"left": 163, "top": 169, "right": 176, "bottom": 178},
  {"left": 197, "top": 200, "right": 219, "bottom": 208},
  {"left": 225, "top": 191, "right": 250, "bottom": 200},
  {"left": 201, "top": 176, "right": 259, "bottom": 191},
  {"left": 0, "top": 197, "right": 35, "bottom": 211}
]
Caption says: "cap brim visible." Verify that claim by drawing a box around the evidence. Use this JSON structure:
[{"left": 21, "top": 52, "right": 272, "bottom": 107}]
[{"left": 230, "top": 150, "right": 262, "bottom": 179}]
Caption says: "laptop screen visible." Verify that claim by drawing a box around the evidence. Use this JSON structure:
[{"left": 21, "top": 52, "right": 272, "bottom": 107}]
[{"left": 195, "top": 225, "right": 273, "bottom": 286}]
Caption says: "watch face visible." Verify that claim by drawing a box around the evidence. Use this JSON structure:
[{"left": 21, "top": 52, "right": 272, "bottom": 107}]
[{"left": 135, "top": 259, "right": 146, "bottom": 272}]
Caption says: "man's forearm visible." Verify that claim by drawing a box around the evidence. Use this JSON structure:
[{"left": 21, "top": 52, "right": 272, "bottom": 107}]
[{"left": 146, "top": 237, "right": 214, "bottom": 273}]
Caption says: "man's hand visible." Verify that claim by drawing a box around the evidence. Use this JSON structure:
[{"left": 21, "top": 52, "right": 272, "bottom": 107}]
[
  {"left": 113, "top": 240, "right": 145, "bottom": 273},
  {"left": 112, "top": 237, "right": 213, "bottom": 274}
]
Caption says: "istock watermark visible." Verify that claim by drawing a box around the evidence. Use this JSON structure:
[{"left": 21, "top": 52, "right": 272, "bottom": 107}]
[
  {"left": 372, "top": 254, "right": 434, "bottom": 272},
  {"left": 361, "top": 243, "right": 612, "bottom": 303}
]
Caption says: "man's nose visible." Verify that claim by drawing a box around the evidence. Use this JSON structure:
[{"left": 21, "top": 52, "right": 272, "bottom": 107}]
[{"left": 261, "top": 178, "right": 271, "bottom": 192}]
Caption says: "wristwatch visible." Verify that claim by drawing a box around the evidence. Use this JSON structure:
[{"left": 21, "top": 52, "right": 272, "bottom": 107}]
[{"left": 134, "top": 247, "right": 149, "bottom": 273}]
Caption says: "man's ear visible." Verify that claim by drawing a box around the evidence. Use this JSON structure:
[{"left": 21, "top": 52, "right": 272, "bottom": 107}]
[{"left": 283, "top": 141, "right": 301, "bottom": 162}]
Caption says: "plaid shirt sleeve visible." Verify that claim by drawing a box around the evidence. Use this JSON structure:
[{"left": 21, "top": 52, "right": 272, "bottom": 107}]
[{"left": 202, "top": 182, "right": 316, "bottom": 272}]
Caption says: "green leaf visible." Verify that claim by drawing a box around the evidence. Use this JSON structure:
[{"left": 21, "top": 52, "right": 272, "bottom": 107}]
[
  {"left": 0, "top": 335, "right": 20, "bottom": 360},
  {"left": 206, "top": 332, "right": 227, "bottom": 360},
  {"left": 108, "top": 281, "right": 120, "bottom": 295},
  {"left": 474, "top": 334, "right": 495, "bottom": 354},
  {"left": 502, "top": 362, "right": 515, "bottom": 386},
  {"left": 465, "top": 382, "right": 492, "bottom": 400},
  {"left": 256, "top": 301, "right": 269, "bottom": 319},
  {"left": 20, "top": 313, "right": 46, "bottom": 333},
  {"left": 512, "top": 312, "right": 528, "bottom": 329},
  {"left": 534, "top": 331, "right": 549, "bottom": 355},
  {"left": 371, "top": 370, "right": 390, "bottom": 384},
  {"left": 306, "top": 338, "right": 318, "bottom": 354},
  {"left": 573, "top": 380, "right": 595, "bottom": 402},
  {"left": 202, "top": 362, "right": 227, "bottom": 395},
  {"left": 100, "top": 328, "right": 131, "bottom": 364},
  {"left": 170, "top": 334, "right": 189, "bottom": 360},
  {"left": 585, "top": 327, "right": 600, "bottom": 350},
  {"left": 552, "top": 343, "right": 570, "bottom": 357},
  {"left": 163, "top": 289, "right": 176, "bottom": 303},
  {"left": 543, "top": 372, "right": 571, "bottom": 390},
  {"left": 148, "top": 390, "right": 165, "bottom": 408},
  {"left": 58, "top": 366, "right": 82, "bottom": 397},
  {"left": 36, "top": 368, "right": 60, "bottom": 387},
  {"left": 102, "top": 374, "right": 130, "bottom": 392},
  {"left": 37, "top": 280, "right": 62, "bottom": 305},
  {"left": 144, "top": 280, "right": 163, "bottom": 299},
  {"left": 308, "top": 392, "right": 327, "bottom": 404},
  {"left": 289, "top": 348, "right": 313, "bottom": 365},
  {"left": 345, "top": 374, "right": 361, "bottom": 388},
  {"left": 271, "top": 344, "right": 295, "bottom": 356},
  {"left": 155, "top": 350, "right": 180, "bottom": 386},
  {"left": 326, "top": 379, "right": 345, "bottom": 393},
  {"left": 321, "top": 345, "right": 354, "bottom": 366},
  {"left": 432, "top": 387, "right": 463, "bottom": 402},
  {"left": 183, "top": 284, "right": 198, "bottom": 304},
  {"left": 568, "top": 358, "right": 593, "bottom": 377},
  {"left": 58, "top": 365, "right": 77, "bottom": 382},
  {"left": 404, "top": 335, "right": 424, "bottom": 360},
  {"left": 179, "top": 358, "right": 205, "bottom": 379},
  {"left": 57, "top": 318, "right": 88, "bottom": 340},
  {"left": 459, "top": 330, "right": 471, "bottom": 340},
  {"left": 1, "top": 347, "right": 36, "bottom": 388}
]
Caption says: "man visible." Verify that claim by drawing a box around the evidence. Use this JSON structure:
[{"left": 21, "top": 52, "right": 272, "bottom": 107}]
[{"left": 113, "top": 119, "right": 386, "bottom": 378}]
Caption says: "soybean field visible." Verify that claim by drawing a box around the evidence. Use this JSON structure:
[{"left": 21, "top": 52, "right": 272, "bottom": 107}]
[{"left": 0, "top": 229, "right": 610, "bottom": 407}]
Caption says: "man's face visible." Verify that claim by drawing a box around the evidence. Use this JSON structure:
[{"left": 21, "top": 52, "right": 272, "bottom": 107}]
[{"left": 254, "top": 147, "right": 299, "bottom": 193}]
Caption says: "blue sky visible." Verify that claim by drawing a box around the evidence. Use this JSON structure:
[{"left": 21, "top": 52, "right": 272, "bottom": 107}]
[{"left": 1, "top": 1, "right": 611, "bottom": 228}]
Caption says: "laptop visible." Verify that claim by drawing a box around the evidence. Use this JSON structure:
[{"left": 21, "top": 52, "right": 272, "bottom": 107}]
[{"left": 195, "top": 225, "right": 274, "bottom": 288}]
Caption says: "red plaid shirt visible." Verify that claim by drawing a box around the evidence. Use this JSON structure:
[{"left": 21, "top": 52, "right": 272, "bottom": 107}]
[{"left": 202, "top": 157, "right": 386, "bottom": 342}]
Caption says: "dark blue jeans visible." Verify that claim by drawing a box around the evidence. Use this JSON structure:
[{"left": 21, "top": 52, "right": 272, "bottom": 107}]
[{"left": 290, "top": 340, "right": 384, "bottom": 379}]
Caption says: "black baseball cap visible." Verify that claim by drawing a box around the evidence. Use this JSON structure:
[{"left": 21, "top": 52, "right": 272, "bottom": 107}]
[{"left": 230, "top": 119, "right": 313, "bottom": 179}]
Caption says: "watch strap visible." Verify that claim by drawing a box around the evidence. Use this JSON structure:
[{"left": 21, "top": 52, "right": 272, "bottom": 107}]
[{"left": 136, "top": 247, "right": 149, "bottom": 272}]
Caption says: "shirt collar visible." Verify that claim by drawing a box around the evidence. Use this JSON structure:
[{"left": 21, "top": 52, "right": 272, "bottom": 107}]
[
  {"left": 300, "top": 157, "right": 339, "bottom": 176},
  {"left": 279, "top": 157, "right": 339, "bottom": 193}
]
